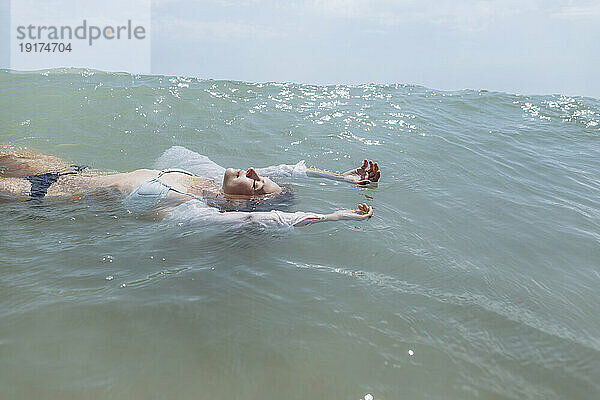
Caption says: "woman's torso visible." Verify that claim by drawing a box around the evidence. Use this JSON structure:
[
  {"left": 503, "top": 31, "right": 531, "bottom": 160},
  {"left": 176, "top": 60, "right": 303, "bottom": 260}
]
[{"left": 6, "top": 169, "right": 218, "bottom": 201}]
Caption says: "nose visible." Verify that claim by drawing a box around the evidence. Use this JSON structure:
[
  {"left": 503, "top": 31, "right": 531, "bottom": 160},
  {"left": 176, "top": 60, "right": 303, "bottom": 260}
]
[{"left": 245, "top": 168, "right": 260, "bottom": 180}]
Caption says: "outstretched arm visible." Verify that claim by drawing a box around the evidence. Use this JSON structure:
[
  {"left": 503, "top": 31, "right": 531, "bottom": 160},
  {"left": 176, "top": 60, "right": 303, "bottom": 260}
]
[
  {"left": 306, "top": 159, "right": 381, "bottom": 185},
  {"left": 291, "top": 203, "right": 373, "bottom": 226},
  {"left": 193, "top": 203, "right": 374, "bottom": 227}
]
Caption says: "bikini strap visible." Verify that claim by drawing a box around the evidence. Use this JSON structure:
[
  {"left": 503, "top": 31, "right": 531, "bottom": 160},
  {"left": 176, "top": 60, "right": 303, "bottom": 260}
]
[
  {"left": 156, "top": 168, "right": 202, "bottom": 200},
  {"left": 157, "top": 168, "right": 196, "bottom": 178}
]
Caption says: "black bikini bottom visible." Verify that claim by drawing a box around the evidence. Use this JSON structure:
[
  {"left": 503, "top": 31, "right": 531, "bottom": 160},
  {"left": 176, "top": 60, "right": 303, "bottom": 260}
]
[{"left": 25, "top": 165, "right": 89, "bottom": 201}]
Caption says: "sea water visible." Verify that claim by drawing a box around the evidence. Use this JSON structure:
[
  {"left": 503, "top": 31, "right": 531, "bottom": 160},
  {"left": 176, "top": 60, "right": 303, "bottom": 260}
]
[{"left": 1, "top": 68, "right": 599, "bottom": 399}]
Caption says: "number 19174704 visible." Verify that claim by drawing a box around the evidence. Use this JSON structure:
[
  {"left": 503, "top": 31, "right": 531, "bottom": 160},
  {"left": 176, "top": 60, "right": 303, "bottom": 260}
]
[{"left": 19, "top": 42, "right": 72, "bottom": 52}]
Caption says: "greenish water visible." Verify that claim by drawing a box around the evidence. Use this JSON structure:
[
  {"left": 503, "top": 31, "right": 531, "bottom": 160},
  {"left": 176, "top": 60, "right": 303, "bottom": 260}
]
[{"left": 1, "top": 68, "right": 599, "bottom": 400}]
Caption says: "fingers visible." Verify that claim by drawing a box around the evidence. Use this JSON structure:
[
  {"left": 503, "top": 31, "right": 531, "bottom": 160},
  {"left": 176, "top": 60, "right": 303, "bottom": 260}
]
[
  {"left": 366, "top": 161, "right": 380, "bottom": 182},
  {"left": 370, "top": 163, "right": 380, "bottom": 181},
  {"left": 356, "top": 203, "right": 373, "bottom": 218},
  {"left": 347, "top": 159, "right": 380, "bottom": 184},
  {"left": 356, "top": 160, "right": 380, "bottom": 181},
  {"left": 355, "top": 159, "right": 368, "bottom": 174},
  {"left": 366, "top": 161, "right": 376, "bottom": 174},
  {"left": 357, "top": 161, "right": 378, "bottom": 183}
]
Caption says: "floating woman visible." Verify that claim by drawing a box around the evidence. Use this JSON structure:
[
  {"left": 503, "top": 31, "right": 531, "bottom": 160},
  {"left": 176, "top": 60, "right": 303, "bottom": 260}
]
[{"left": 0, "top": 146, "right": 380, "bottom": 227}]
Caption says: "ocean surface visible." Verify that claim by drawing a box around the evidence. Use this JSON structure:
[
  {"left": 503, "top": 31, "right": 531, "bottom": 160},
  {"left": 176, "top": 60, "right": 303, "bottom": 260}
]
[{"left": 0, "top": 68, "right": 599, "bottom": 400}]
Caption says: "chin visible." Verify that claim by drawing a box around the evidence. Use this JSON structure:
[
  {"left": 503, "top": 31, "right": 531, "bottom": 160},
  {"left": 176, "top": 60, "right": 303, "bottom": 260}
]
[{"left": 223, "top": 192, "right": 253, "bottom": 199}]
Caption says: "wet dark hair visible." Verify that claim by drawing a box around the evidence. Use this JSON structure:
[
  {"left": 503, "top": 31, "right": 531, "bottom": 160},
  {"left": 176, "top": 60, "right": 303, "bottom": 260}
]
[{"left": 206, "top": 184, "right": 295, "bottom": 213}]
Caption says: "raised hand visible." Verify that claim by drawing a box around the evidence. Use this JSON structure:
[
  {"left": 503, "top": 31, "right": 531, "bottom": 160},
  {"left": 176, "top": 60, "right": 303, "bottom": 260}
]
[
  {"left": 342, "top": 159, "right": 381, "bottom": 185},
  {"left": 334, "top": 203, "right": 373, "bottom": 220}
]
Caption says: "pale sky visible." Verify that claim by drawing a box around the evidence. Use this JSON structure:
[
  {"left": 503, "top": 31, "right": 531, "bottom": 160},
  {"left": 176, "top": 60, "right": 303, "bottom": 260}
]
[{"left": 2, "top": 0, "right": 599, "bottom": 97}]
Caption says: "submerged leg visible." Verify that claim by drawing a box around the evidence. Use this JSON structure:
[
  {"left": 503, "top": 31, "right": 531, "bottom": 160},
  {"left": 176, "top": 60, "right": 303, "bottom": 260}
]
[
  {"left": 0, "top": 147, "right": 72, "bottom": 177},
  {"left": 0, "top": 176, "right": 30, "bottom": 201}
]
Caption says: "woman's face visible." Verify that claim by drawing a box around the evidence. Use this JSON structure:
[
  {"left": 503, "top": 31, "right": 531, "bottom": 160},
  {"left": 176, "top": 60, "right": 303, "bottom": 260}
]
[{"left": 222, "top": 167, "right": 282, "bottom": 197}]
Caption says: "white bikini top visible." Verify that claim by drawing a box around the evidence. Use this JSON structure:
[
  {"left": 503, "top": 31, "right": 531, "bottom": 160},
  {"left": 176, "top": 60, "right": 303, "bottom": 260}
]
[{"left": 123, "top": 169, "right": 203, "bottom": 213}]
